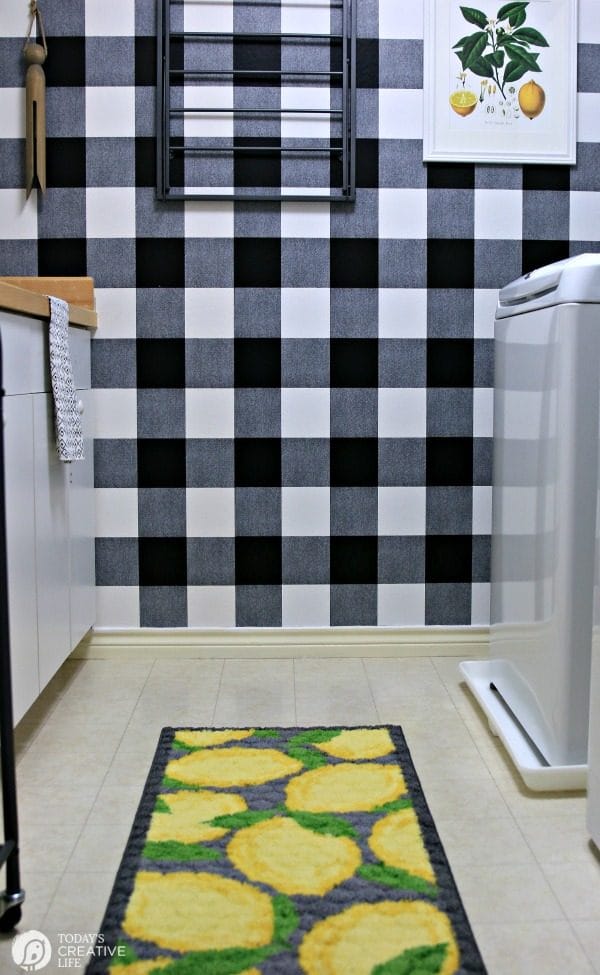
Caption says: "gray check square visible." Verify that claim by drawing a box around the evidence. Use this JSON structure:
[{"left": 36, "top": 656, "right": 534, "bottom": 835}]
[
  {"left": 140, "top": 587, "right": 187, "bottom": 628},
  {"left": 330, "top": 389, "right": 378, "bottom": 438},
  {"left": 425, "top": 583, "right": 472, "bottom": 625},
  {"left": 427, "top": 290, "right": 474, "bottom": 339},
  {"left": 379, "top": 241, "right": 427, "bottom": 288},
  {"left": 331, "top": 189, "right": 379, "bottom": 238},
  {"left": 235, "top": 389, "right": 281, "bottom": 438},
  {"left": 281, "top": 439, "right": 330, "bottom": 487},
  {"left": 86, "top": 138, "right": 136, "bottom": 187},
  {"left": 426, "top": 487, "right": 473, "bottom": 535},
  {"left": 92, "top": 339, "right": 137, "bottom": 388},
  {"left": 136, "top": 187, "right": 185, "bottom": 238},
  {"left": 281, "top": 340, "right": 330, "bottom": 388},
  {"left": 87, "top": 239, "right": 137, "bottom": 287},
  {"left": 188, "top": 538, "right": 235, "bottom": 585},
  {"left": 331, "top": 487, "right": 378, "bottom": 536},
  {"left": 427, "top": 189, "right": 474, "bottom": 240},
  {"left": 474, "top": 240, "right": 522, "bottom": 289},
  {"left": 379, "top": 439, "right": 426, "bottom": 487},
  {"left": 38, "top": 188, "right": 86, "bottom": 239},
  {"left": 94, "top": 440, "right": 138, "bottom": 489},
  {"left": 137, "top": 288, "right": 186, "bottom": 339},
  {"left": 137, "top": 389, "right": 186, "bottom": 439},
  {"left": 281, "top": 240, "right": 330, "bottom": 288},
  {"left": 378, "top": 536, "right": 425, "bottom": 583},
  {"left": 379, "top": 140, "right": 427, "bottom": 190},
  {"left": 331, "top": 289, "right": 378, "bottom": 339},
  {"left": 187, "top": 440, "right": 235, "bottom": 488},
  {"left": 282, "top": 537, "right": 330, "bottom": 584},
  {"left": 379, "top": 40, "right": 423, "bottom": 89},
  {"left": 186, "top": 340, "right": 234, "bottom": 388},
  {"left": 236, "top": 587, "right": 282, "bottom": 627},
  {"left": 427, "top": 389, "right": 474, "bottom": 437},
  {"left": 235, "top": 289, "right": 281, "bottom": 338},
  {"left": 379, "top": 339, "right": 426, "bottom": 388},
  {"left": 86, "top": 38, "right": 135, "bottom": 87},
  {"left": 235, "top": 488, "right": 281, "bottom": 536},
  {"left": 95, "top": 538, "right": 139, "bottom": 586},
  {"left": 330, "top": 585, "right": 377, "bottom": 625},
  {"left": 139, "top": 488, "right": 187, "bottom": 537}
]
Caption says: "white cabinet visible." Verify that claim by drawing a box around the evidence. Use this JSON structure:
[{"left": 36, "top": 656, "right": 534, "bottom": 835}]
[{"left": 0, "top": 309, "right": 95, "bottom": 724}]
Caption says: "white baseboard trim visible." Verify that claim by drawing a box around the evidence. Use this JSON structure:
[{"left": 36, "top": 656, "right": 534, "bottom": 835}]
[{"left": 74, "top": 626, "right": 490, "bottom": 660}]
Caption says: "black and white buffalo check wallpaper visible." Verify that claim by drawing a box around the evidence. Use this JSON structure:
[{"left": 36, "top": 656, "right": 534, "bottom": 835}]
[{"left": 1, "top": 1, "right": 599, "bottom": 628}]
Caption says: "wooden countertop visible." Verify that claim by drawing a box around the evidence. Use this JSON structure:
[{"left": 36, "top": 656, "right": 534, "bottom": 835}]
[{"left": 0, "top": 277, "right": 97, "bottom": 330}]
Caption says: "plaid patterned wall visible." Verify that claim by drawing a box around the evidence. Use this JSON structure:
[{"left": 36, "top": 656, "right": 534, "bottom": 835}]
[{"left": 0, "top": 1, "right": 599, "bottom": 629}]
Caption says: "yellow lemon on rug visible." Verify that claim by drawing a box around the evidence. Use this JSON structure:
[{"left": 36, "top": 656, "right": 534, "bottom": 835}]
[
  {"left": 147, "top": 790, "right": 247, "bottom": 843},
  {"left": 286, "top": 763, "right": 406, "bottom": 812},
  {"left": 299, "top": 900, "right": 459, "bottom": 975},
  {"left": 109, "top": 960, "right": 172, "bottom": 975},
  {"left": 314, "top": 728, "right": 395, "bottom": 760},
  {"left": 174, "top": 729, "right": 254, "bottom": 748},
  {"left": 227, "top": 816, "right": 361, "bottom": 895},
  {"left": 368, "top": 808, "right": 436, "bottom": 883},
  {"left": 123, "top": 871, "right": 274, "bottom": 953},
  {"left": 109, "top": 957, "right": 262, "bottom": 975},
  {"left": 166, "top": 747, "right": 303, "bottom": 787}
]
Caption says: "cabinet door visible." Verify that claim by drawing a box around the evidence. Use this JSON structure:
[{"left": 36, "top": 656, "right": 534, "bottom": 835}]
[
  {"left": 69, "top": 389, "right": 95, "bottom": 648},
  {"left": 3, "top": 395, "right": 39, "bottom": 724},
  {"left": 33, "top": 394, "right": 71, "bottom": 691}
]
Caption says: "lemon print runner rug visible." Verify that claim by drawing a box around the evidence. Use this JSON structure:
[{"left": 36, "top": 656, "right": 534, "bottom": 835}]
[{"left": 86, "top": 727, "right": 487, "bottom": 975}]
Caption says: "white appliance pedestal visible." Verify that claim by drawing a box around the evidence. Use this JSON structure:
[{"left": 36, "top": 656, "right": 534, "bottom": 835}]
[{"left": 460, "top": 660, "right": 587, "bottom": 792}]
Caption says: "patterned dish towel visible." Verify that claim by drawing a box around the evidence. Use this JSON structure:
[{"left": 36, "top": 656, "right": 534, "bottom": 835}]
[{"left": 48, "top": 295, "right": 84, "bottom": 462}]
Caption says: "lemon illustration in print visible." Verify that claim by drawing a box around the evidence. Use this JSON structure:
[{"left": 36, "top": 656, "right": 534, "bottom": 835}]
[
  {"left": 147, "top": 791, "right": 248, "bottom": 844},
  {"left": 299, "top": 900, "right": 460, "bottom": 975},
  {"left": 518, "top": 79, "right": 546, "bottom": 119},
  {"left": 449, "top": 89, "right": 477, "bottom": 117},
  {"left": 227, "top": 816, "right": 362, "bottom": 895},
  {"left": 368, "top": 808, "right": 436, "bottom": 884},
  {"left": 286, "top": 762, "right": 406, "bottom": 813},
  {"left": 123, "top": 872, "right": 274, "bottom": 953},
  {"left": 166, "top": 747, "right": 303, "bottom": 788},
  {"left": 314, "top": 728, "right": 395, "bottom": 761},
  {"left": 174, "top": 729, "right": 254, "bottom": 748}
]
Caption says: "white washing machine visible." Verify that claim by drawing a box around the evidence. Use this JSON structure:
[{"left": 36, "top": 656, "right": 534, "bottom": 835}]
[
  {"left": 589, "top": 590, "right": 600, "bottom": 846},
  {"left": 462, "top": 254, "right": 600, "bottom": 790}
]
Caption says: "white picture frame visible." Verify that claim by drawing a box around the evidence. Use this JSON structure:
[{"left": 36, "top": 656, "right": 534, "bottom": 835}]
[{"left": 423, "top": 0, "right": 578, "bottom": 164}]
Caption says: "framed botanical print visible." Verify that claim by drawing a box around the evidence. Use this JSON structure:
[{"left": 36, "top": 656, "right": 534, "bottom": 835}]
[{"left": 423, "top": 0, "right": 577, "bottom": 164}]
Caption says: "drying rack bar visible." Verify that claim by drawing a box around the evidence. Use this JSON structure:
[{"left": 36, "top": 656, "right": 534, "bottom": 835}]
[
  {"left": 169, "top": 31, "right": 343, "bottom": 41},
  {"left": 171, "top": 144, "right": 343, "bottom": 154},
  {"left": 170, "top": 107, "right": 342, "bottom": 116},
  {"left": 157, "top": 0, "right": 355, "bottom": 202},
  {"left": 170, "top": 69, "right": 344, "bottom": 78}
]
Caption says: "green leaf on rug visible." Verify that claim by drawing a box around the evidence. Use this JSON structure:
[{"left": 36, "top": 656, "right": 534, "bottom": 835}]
[
  {"left": 172, "top": 738, "right": 203, "bottom": 752},
  {"left": 288, "top": 729, "right": 342, "bottom": 747},
  {"left": 136, "top": 898, "right": 298, "bottom": 975},
  {"left": 147, "top": 946, "right": 275, "bottom": 975},
  {"left": 110, "top": 940, "right": 139, "bottom": 966},
  {"left": 286, "top": 810, "right": 358, "bottom": 838},
  {"left": 371, "top": 798, "right": 413, "bottom": 813},
  {"left": 153, "top": 796, "right": 172, "bottom": 814},
  {"left": 161, "top": 776, "right": 204, "bottom": 791},
  {"left": 251, "top": 729, "right": 281, "bottom": 739},
  {"left": 357, "top": 863, "right": 438, "bottom": 897},
  {"left": 370, "top": 942, "right": 448, "bottom": 975},
  {"left": 143, "top": 840, "right": 220, "bottom": 862},
  {"left": 272, "top": 893, "right": 299, "bottom": 945},
  {"left": 210, "top": 809, "right": 277, "bottom": 829},
  {"left": 286, "top": 746, "right": 329, "bottom": 769}
]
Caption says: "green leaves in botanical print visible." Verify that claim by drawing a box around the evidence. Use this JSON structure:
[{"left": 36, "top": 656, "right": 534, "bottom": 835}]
[{"left": 453, "top": 3, "right": 549, "bottom": 95}]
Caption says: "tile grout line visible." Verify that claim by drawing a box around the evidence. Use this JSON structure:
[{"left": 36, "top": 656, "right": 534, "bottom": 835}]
[
  {"left": 40, "top": 657, "right": 157, "bottom": 928},
  {"left": 361, "top": 656, "right": 382, "bottom": 725},
  {"left": 210, "top": 657, "right": 226, "bottom": 727}
]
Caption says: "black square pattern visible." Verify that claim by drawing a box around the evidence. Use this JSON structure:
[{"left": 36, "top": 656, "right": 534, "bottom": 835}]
[
  {"left": 139, "top": 538, "right": 188, "bottom": 586},
  {"left": 331, "top": 339, "right": 378, "bottom": 387},
  {"left": 236, "top": 537, "right": 282, "bottom": 585},
  {"left": 331, "top": 240, "right": 378, "bottom": 288},
  {"left": 427, "top": 340, "right": 474, "bottom": 388},
  {"left": 235, "top": 339, "right": 281, "bottom": 387},
  {"left": 331, "top": 537, "right": 378, "bottom": 584},
  {"left": 331, "top": 439, "right": 378, "bottom": 487},
  {"left": 235, "top": 439, "right": 281, "bottom": 487},
  {"left": 137, "top": 340, "right": 186, "bottom": 389},
  {"left": 235, "top": 239, "right": 281, "bottom": 288},
  {"left": 138, "top": 440, "right": 187, "bottom": 489},
  {"left": 136, "top": 239, "right": 185, "bottom": 288},
  {"left": 426, "top": 438, "right": 474, "bottom": 487}
]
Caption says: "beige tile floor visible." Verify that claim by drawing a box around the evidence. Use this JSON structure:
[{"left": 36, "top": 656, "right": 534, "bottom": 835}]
[{"left": 0, "top": 654, "right": 599, "bottom": 974}]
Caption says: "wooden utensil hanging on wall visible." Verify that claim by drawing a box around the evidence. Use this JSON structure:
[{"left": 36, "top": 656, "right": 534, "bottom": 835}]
[{"left": 23, "top": 1, "right": 47, "bottom": 197}]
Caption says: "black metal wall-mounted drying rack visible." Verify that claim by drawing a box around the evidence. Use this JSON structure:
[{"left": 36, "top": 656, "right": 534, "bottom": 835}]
[{"left": 156, "top": 0, "right": 356, "bottom": 202}]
